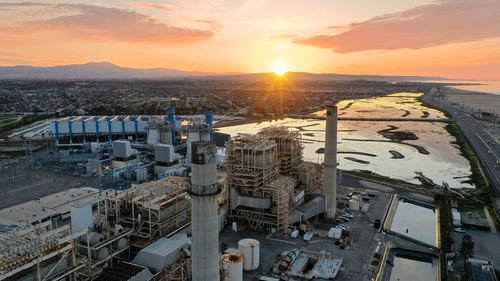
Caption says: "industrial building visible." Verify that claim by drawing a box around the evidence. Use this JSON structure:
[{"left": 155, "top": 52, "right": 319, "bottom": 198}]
[
  {"left": 0, "top": 177, "right": 195, "bottom": 281},
  {"left": 0, "top": 106, "right": 346, "bottom": 281},
  {"left": 226, "top": 125, "right": 327, "bottom": 234}
]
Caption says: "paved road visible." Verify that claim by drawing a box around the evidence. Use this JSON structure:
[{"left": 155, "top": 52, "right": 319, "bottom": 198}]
[
  {"left": 341, "top": 174, "right": 435, "bottom": 203},
  {"left": 422, "top": 88, "right": 500, "bottom": 193}
]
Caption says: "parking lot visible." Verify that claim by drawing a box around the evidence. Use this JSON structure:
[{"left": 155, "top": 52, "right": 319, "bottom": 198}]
[
  {"left": 453, "top": 229, "right": 500, "bottom": 268},
  {"left": 219, "top": 191, "right": 391, "bottom": 280}
]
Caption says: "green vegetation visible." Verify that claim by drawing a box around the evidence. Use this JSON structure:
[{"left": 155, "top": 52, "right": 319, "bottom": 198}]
[
  {"left": 0, "top": 114, "right": 53, "bottom": 136},
  {"left": 434, "top": 192, "right": 453, "bottom": 281},
  {"left": 445, "top": 123, "right": 496, "bottom": 212},
  {"left": 0, "top": 118, "right": 17, "bottom": 126}
]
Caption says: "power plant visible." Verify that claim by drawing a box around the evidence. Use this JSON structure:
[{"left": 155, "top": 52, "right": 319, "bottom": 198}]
[{"left": 0, "top": 107, "right": 346, "bottom": 281}]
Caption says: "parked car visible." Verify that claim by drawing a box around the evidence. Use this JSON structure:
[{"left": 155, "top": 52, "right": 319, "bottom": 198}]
[{"left": 454, "top": 228, "right": 466, "bottom": 233}]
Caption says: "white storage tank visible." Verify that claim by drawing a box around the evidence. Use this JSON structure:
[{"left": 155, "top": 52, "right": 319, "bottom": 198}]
[
  {"left": 349, "top": 198, "right": 360, "bottom": 210},
  {"left": 222, "top": 253, "right": 243, "bottom": 281},
  {"left": 238, "top": 238, "right": 260, "bottom": 270}
]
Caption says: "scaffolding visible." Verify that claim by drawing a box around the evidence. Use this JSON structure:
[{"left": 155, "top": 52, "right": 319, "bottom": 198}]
[
  {"left": 0, "top": 220, "right": 86, "bottom": 281},
  {"left": 259, "top": 126, "right": 303, "bottom": 177},
  {"left": 0, "top": 218, "right": 132, "bottom": 281},
  {"left": 226, "top": 134, "right": 280, "bottom": 194},
  {"left": 264, "top": 177, "right": 292, "bottom": 233},
  {"left": 101, "top": 177, "right": 191, "bottom": 250}
]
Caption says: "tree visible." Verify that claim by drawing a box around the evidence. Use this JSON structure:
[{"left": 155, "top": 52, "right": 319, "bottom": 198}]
[{"left": 459, "top": 234, "right": 474, "bottom": 264}]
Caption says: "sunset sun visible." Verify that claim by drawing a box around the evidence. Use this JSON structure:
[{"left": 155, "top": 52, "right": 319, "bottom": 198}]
[{"left": 270, "top": 64, "right": 289, "bottom": 76}]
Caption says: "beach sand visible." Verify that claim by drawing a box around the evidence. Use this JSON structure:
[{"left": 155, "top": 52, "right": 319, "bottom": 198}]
[{"left": 443, "top": 87, "right": 500, "bottom": 115}]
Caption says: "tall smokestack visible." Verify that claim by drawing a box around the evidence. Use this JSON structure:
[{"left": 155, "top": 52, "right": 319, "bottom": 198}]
[
  {"left": 189, "top": 141, "right": 220, "bottom": 281},
  {"left": 324, "top": 106, "right": 338, "bottom": 219}
]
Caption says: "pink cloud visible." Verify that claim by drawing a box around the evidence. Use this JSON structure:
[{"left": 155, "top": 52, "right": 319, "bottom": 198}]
[
  {"left": 24, "top": 10, "right": 47, "bottom": 16},
  {"left": 195, "top": 19, "right": 223, "bottom": 31},
  {"left": 0, "top": 2, "right": 49, "bottom": 9},
  {"left": 134, "top": 2, "right": 173, "bottom": 12},
  {"left": 7, "top": 4, "right": 213, "bottom": 44},
  {"left": 293, "top": 0, "right": 500, "bottom": 53}
]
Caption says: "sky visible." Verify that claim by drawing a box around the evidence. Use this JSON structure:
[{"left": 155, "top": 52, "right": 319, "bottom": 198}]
[{"left": 0, "top": 0, "right": 499, "bottom": 79}]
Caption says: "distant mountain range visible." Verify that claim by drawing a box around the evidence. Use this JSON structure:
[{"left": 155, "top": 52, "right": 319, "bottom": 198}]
[{"left": 0, "top": 61, "right": 450, "bottom": 82}]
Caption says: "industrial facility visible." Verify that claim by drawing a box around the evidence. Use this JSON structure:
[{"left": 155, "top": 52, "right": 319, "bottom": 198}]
[
  {"left": 0, "top": 106, "right": 348, "bottom": 281},
  {"left": 226, "top": 126, "right": 326, "bottom": 233}
]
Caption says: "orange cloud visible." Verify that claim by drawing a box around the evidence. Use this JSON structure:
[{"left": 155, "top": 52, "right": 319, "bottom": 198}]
[
  {"left": 6, "top": 4, "right": 213, "bottom": 44},
  {"left": 294, "top": 0, "right": 500, "bottom": 53}
]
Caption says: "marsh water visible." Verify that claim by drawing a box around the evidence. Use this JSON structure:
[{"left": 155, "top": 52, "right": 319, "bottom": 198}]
[{"left": 216, "top": 93, "right": 474, "bottom": 189}]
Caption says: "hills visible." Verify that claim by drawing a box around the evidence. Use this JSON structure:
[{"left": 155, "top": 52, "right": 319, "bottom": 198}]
[{"left": 0, "top": 61, "right": 448, "bottom": 82}]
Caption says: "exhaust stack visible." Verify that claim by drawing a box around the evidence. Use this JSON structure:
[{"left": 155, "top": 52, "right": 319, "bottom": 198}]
[
  {"left": 189, "top": 141, "right": 220, "bottom": 281},
  {"left": 324, "top": 106, "right": 338, "bottom": 219}
]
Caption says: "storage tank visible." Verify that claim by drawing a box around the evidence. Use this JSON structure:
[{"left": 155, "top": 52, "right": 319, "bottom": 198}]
[
  {"left": 349, "top": 198, "right": 360, "bottom": 210},
  {"left": 82, "top": 232, "right": 104, "bottom": 246},
  {"left": 78, "top": 245, "right": 109, "bottom": 261},
  {"left": 238, "top": 239, "right": 260, "bottom": 270},
  {"left": 94, "top": 248, "right": 109, "bottom": 261},
  {"left": 114, "top": 224, "right": 124, "bottom": 234},
  {"left": 222, "top": 253, "right": 243, "bottom": 281},
  {"left": 116, "top": 237, "right": 128, "bottom": 250}
]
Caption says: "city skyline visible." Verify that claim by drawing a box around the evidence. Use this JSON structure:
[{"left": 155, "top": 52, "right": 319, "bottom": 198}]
[{"left": 1, "top": 0, "right": 499, "bottom": 79}]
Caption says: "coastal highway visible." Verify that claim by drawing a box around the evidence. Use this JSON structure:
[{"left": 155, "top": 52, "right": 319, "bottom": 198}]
[{"left": 422, "top": 88, "right": 500, "bottom": 192}]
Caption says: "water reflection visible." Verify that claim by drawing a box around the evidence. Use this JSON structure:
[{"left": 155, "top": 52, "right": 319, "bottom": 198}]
[
  {"left": 216, "top": 93, "right": 474, "bottom": 188},
  {"left": 389, "top": 256, "right": 433, "bottom": 281},
  {"left": 390, "top": 200, "right": 437, "bottom": 246}
]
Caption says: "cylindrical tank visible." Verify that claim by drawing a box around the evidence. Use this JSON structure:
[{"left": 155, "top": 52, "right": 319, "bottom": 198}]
[
  {"left": 116, "top": 237, "right": 128, "bottom": 250},
  {"left": 101, "top": 221, "right": 110, "bottom": 231},
  {"left": 238, "top": 239, "right": 260, "bottom": 270},
  {"left": 222, "top": 254, "right": 243, "bottom": 281},
  {"left": 78, "top": 246, "right": 109, "bottom": 261},
  {"left": 82, "top": 232, "right": 104, "bottom": 246},
  {"left": 94, "top": 248, "right": 109, "bottom": 261},
  {"left": 349, "top": 199, "right": 360, "bottom": 210},
  {"left": 114, "top": 224, "right": 124, "bottom": 234}
]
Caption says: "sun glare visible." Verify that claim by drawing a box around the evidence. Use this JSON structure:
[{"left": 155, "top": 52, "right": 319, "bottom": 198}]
[{"left": 270, "top": 64, "right": 288, "bottom": 76}]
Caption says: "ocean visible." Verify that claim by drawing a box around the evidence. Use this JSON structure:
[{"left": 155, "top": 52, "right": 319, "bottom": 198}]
[{"left": 420, "top": 80, "right": 500, "bottom": 95}]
